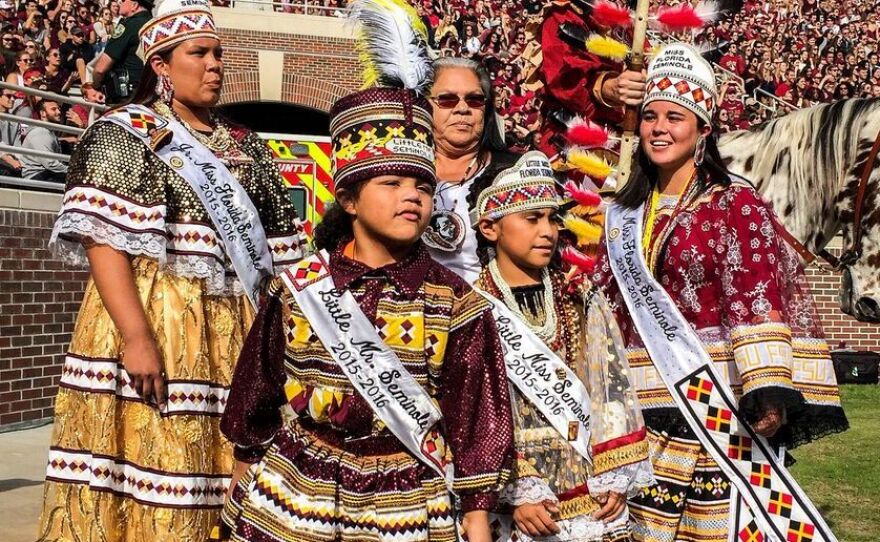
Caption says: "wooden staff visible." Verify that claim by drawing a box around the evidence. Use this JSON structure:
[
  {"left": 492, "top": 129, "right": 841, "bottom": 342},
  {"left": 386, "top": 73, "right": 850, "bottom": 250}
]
[{"left": 606, "top": 0, "right": 651, "bottom": 194}]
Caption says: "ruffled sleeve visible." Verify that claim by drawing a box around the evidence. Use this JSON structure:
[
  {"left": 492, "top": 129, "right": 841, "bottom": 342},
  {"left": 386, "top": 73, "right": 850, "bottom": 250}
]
[
  {"left": 440, "top": 289, "right": 514, "bottom": 512},
  {"left": 714, "top": 186, "right": 805, "bottom": 423},
  {"left": 583, "top": 290, "right": 654, "bottom": 498},
  {"left": 48, "top": 121, "right": 167, "bottom": 267},
  {"left": 220, "top": 277, "right": 288, "bottom": 462}
]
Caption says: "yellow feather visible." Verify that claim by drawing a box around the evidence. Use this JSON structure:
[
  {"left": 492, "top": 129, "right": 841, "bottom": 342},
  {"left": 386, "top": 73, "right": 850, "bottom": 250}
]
[
  {"left": 585, "top": 35, "right": 630, "bottom": 61},
  {"left": 562, "top": 213, "right": 603, "bottom": 246},
  {"left": 566, "top": 149, "right": 613, "bottom": 179}
]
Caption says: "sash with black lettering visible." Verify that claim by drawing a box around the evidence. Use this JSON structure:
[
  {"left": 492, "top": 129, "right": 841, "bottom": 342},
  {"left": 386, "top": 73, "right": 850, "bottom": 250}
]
[
  {"left": 476, "top": 289, "right": 592, "bottom": 461},
  {"left": 606, "top": 202, "right": 836, "bottom": 542},
  {"left": 280, "top": 251, "right": 454, "bottom": 491},
  {"left": 98, "top": 104, "right": 272, "bottom": 309}
]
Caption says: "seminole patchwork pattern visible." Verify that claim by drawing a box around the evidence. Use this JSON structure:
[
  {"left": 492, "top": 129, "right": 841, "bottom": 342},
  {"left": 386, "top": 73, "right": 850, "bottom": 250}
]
[
  {"left": 626, "top": 328, "right": 839, "bottom": 413},
  {"left": 268, "top": 233, "right": 306, "bottom": 266},
  {"left": 332, "top": 121, "right": 433, "bottom": 178},
  {"left": 646, "top": 74, "right": 716, "bottom": 120},
  {"left": 225, "top": 427, "right": 457, "bottom": 542},
  {"left": 60, "top": 354, "right": 230, "bottom": 416},
  {"left": 675, "top": 367, "right": 833, "bottom": 542},
  {"left": 478, "top": 180, "right": 559, "bottom": 221},
  {"left": 140, "top": 9, "right": 218, "bottom": 59},
  {"left": 61, "top": 186, "right": 166, "bottom": 233},
  {"left": 46, "top": 447, "right": 229, "bottom": 508}
]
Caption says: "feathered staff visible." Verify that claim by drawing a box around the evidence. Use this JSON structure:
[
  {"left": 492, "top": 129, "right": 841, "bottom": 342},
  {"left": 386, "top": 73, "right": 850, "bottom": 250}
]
[
  {"left": 612, "top": 0, "right": 651, "bottom": 193},
  {"left": 348, "top": 0, "right": 433, "bottom": 93}
]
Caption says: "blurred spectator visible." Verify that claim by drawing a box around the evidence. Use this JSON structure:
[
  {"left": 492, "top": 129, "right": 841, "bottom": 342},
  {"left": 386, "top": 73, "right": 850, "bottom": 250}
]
[
  {"left": 92, "top": 0, "right": 151, "bottom": 104},
  {"left": 18, "top": 98, "right": 67, "bottom": 182},
  {"left": 0, "top": 87, "right": 23, "bottom": 175},
  {"left": 93, "top": 7, "right": 114, "bottom": 54},
  {"left": 43, "top": 46, "right": 74, "bottom": 94}
]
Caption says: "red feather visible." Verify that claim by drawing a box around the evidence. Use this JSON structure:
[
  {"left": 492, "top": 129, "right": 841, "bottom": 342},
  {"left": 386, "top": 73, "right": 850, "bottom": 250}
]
[
  {"left": 591, "top": 0, "right": 632, "bottom": 28},
  {"left": 656, "top": 4, "right": 709, "bottom": 31},
  {"left": 566, "top": 119, "right": 609, "bottom": 148},
  {"left": 564, "top": 181, "right": 602, "bottom": 208},
  {"left": 561, "top": 246, "right": 597, "bottom": 273}
]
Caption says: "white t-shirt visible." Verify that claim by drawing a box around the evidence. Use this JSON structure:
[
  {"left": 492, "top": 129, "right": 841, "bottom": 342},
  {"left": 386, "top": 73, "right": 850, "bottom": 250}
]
[{"left": 427, "top": 178, "right": 481, "bottom": 283}]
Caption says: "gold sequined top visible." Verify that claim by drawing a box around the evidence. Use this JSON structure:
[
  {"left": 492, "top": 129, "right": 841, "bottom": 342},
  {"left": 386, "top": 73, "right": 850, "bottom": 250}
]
[{"left": 49, "top": 103, "right": 306, "bottom": 296}]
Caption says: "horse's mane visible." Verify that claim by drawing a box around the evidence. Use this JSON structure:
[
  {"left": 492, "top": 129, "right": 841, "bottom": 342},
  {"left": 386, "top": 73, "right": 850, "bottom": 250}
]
[{"left": 720, "top": 98, "right": 880, "bottom": 194}]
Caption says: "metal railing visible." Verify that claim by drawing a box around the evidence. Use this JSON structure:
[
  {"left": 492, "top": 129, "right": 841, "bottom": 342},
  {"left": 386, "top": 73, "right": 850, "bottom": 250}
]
[
  {"left": 224, "top": 0, "right": 341, "bottom": 15},
  {"left": 0, "top": 82, "right": 84, "bottom": 193},
  {"left": 0, "top": 111, "right": 83, "bottom": 136},
  {"left": 0, "top": 175, "right": 65, "bottom": 192},
  {"left": 0, "top": 81, "right": 109, "bottom": 114}
]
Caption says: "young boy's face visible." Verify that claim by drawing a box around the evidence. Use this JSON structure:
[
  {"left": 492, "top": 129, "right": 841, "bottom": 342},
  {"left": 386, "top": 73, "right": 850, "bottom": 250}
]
[
  {"left": 342, "top": 175, "right": 434, "bottom": 249},
  {"left": 480, "top": 207, "right": 559, "bottom": 272}
]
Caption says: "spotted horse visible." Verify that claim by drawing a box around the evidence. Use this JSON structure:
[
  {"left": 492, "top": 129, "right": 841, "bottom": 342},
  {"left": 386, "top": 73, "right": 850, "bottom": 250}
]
[{"left": 718, "top": 98, "right": 880, "bottom": 322}]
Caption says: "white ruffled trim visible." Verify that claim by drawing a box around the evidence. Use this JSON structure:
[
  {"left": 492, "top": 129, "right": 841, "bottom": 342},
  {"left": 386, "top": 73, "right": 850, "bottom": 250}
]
[
  {"left": 499, "top": 476, "right": 558, "bottom": 506},
  {"left": 51, "top": 210, "right": 299, "bottom": 298},
  {"left": 49, "top": 212, "right": 167, "bottom": 268},
  {"left": 513, "top": 508, "right": 630, "bottom": 542},
  {"left": 587, "top": 458, "right": 656, "bottom": 499}
]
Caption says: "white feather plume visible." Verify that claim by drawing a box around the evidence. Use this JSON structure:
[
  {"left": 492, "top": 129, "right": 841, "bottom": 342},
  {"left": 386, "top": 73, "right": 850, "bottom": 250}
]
[{"left": 348, "top": 0, "right": 433, "bottom": 94}]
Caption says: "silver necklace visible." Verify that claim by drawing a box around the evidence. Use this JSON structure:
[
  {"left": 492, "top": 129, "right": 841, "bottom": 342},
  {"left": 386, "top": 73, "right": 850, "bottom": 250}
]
[{"left": 489, "top": 258, "right": 557, "bottom": 342}]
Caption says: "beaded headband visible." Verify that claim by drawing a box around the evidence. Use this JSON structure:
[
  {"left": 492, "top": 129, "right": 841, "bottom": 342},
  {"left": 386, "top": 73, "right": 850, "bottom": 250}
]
[
  {"left": 472, "top": 151, "right": 561, "bottom": 224},
  {"left": 643, "top": 43, "right": 717, "bottom": 125},
  {"left": 139, "top": 0, "right": 218, "bottom": 60}
]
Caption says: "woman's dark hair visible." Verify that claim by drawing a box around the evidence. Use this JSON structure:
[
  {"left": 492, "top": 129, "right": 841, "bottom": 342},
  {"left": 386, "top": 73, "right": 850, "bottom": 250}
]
[
  {"left": 432, "top": 57, "right": 507, "bottom": 152},
  {"left": 614, "top": 119, "right": 733, "bottom": 209},
  {"left": 127, "top": 48, "right": 173, "bottom": 106},
  {"left": 313, "top": 180, "right": 367, "bottom": 252}
]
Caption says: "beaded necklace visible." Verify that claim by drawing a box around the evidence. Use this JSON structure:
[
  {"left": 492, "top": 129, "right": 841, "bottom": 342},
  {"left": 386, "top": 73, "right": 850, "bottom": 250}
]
[
  {"left": 489, "top": 258, "right": 557, "bottom": 342},
  {"left": 154, "top": 101, "right": 249, "bottom": 163},
  {"left": 642, "top": 170, "right": 698, "bottom": 273}
]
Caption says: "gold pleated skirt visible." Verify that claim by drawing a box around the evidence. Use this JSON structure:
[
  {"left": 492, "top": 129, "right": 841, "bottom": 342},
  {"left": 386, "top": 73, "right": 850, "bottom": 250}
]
[{"left": 37, "top": 257, "right": 254, "bottom": 542}]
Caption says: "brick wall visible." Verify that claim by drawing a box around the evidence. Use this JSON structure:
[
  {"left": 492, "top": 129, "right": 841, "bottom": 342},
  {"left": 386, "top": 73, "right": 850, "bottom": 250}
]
[
  {"left": 805, "top": 266, "right": 880, "bottom": 350},
  {"left": 0, "top": 206, "right": 88, "bottom": 431}
]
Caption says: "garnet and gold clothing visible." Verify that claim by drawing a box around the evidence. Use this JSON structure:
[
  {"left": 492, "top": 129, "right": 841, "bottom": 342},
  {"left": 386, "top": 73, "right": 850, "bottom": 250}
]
[
  {"left": 477, "top": 269, "right": 652, "bottom": 542},
  {"left": 37, "top": 107, "right": 306, "bottom": 542},
  {"left": 591, "top": 180, "right": 848, "bottom": 542},
  {"left": 221, "top": 243, "right": 514, "bottom": 542},
  {"left": 537, "top": 1, "right": 624, "bottom": 161}
]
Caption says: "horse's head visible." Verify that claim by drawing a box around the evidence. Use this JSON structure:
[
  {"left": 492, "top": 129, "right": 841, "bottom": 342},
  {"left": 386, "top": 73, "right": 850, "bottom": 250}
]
[
  {"left": 837, "top": 176, "right": 880, "bottom": 323},
  {"left": 719, "top": 98, "right": 880, "bottom": 322}
]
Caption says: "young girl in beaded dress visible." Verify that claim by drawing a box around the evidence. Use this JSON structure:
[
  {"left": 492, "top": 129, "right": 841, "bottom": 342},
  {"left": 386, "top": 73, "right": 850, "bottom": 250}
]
[{"left": 469, "top": 151, "right": 653, "bottom": 542}]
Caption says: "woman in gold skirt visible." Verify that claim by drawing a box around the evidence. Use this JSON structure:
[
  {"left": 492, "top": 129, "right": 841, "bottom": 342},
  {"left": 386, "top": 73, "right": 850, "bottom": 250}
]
[{"left": 37, "top": 0, "right": 305, "bottom": 540}]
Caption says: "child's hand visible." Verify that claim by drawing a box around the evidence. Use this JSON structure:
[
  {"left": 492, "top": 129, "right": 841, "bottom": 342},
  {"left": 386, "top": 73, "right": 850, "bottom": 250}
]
[
  {"left": 592, "top": 492, "right": 626, "bottom": 522},
  {"left": 513, "top": 501, "right": 560, "bottom": 537},
  {"left": 461, "top": 510, "right": 492, "bottom": 542}
]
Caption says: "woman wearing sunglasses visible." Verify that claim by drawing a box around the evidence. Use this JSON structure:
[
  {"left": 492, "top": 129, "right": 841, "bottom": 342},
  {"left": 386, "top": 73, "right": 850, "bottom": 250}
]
[{"left": 423, "top": 56, "right": 519, "bottom": 283}]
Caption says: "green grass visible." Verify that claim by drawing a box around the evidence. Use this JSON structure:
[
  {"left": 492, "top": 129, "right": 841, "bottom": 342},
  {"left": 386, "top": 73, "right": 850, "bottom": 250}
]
[{"left": 789, "top": 385, "right": 880, "bottom": 542}]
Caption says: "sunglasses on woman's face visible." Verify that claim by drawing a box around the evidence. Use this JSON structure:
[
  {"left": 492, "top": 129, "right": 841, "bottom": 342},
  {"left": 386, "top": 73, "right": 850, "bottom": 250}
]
[{"left": 430, "top": 92, "right": 487, "bottom": 109}]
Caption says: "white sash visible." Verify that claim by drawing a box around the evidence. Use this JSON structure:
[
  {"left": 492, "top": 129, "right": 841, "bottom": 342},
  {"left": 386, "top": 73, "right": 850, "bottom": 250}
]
[
  {"left": 279, "top": 251, "right": 455, "bottom": 491},
  {"left": 606, "top": 202, "right": 836, "bottom": 542},
  {"left": 476, "top": 289, "right": 592, "bottom": 461},
  {"left": 98, "top": 104, "right": 273, "bottom": 308}
]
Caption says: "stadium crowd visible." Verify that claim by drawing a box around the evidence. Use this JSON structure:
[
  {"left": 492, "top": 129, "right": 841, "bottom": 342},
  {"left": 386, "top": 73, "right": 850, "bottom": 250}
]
[
  {"left": 2, "top": 0, "right": 878, "bottom": 177},
  {"left": 0, "top": 0, "right": 114, "bottom": 179},
  {"left": 699, "top": 0, "right": 880, "bottom": 131}
]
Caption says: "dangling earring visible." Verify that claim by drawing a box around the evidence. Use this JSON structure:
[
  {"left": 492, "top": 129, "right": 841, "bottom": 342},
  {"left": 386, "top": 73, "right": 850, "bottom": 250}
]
[
  {"left": 156, "top": 73, "right": 174, "bottom": 104},
  {"left": 693, "top": 134, "right": 707, "bottom": 166}
]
